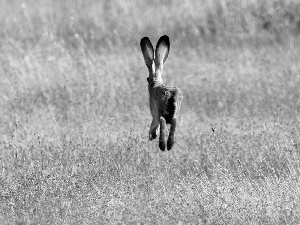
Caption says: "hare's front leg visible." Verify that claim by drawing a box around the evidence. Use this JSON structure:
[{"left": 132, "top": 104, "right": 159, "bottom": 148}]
[
  {"left": 149, "top": 118, "right": 159, "bottom": 140},
  {"left": 167, "top": 118, "right": 177, "bottom": 150},
  {"left": 159, "top": 117, "right": 167, "bottom": 151}
]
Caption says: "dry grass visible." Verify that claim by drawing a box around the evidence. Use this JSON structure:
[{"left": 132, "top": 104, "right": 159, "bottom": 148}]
[{"left": 1, "top": 0, "right": 300, "bottom": 224}]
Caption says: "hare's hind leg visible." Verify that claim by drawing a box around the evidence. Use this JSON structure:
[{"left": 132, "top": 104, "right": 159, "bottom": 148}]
[
  {"left": 149, "top": 118, "right": 159, "bottom": 140},
  {"left": 167, "top": 118, "right": 177, "bottom": 150},
  {"left": 159, "top": 117, "right": 166, "bottom": 151}
]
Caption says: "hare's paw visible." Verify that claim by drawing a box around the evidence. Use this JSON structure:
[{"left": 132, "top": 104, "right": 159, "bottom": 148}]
[
  {"left": 149, "top": 130, "right": 157, "bottom": 140},
  {"left": 159, "top": 117, "right": 167, "bottom": 151},
  {"left": 167, "top": 136, "right": 175, "bottom": 150},
  {"left": 159, "top": 139, "right": 166, "bottom": 151},
  {"left": 167, "top": 118, "right": 177, "bottom": 150}
]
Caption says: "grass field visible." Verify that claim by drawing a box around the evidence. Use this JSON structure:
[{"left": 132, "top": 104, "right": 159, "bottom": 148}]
[{"left": 2, "top": 0, "right": 300, "bottom": 224}]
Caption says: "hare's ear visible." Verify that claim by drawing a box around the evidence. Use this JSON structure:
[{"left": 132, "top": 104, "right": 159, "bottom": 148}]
[
  {"left": 140, "top": 37, "right": 154, "bottom": 71},
  {"left": 154, "top": 35, "right": 170, "bottom": 68}
]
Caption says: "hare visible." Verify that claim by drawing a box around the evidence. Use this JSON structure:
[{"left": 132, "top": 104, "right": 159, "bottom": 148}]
[{"left": 140, "top": 35, "right": 183, "bottom": 151}]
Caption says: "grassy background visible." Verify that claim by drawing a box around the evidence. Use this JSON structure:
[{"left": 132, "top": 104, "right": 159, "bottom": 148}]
[{"left": 1, "top": 0, "right": 300, "bottom": 224}]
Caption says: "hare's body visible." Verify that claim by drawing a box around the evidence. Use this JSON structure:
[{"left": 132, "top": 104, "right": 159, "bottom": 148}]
[
  {"left": 149, "top": 83, "right": 181, "bottom": 124},
  {"left": 140, "top": 35, "right": 183, "bottom": 151}
]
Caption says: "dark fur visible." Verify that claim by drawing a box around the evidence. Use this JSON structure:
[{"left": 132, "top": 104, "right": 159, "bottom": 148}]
[
  {"left": 167, "top": 118, "right": 176, "bottom": 150},
  {"left": 159, "top": 117, "right": 166, "bottom": 151},
  {"left": 164, "top": 89, "right": 178, "bottom": 124}
]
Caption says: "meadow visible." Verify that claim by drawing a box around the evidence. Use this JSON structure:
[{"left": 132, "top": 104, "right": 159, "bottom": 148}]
[{"left": 1, "top": 0, "right": 300, "bottom": 224}]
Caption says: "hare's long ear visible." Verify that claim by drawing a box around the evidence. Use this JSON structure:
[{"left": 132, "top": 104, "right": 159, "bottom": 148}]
[
  {"left": 140, "top": 37, "right": 154, "bottom": 72},
  {"left": 154, "top": 35, "right": 170, "bottom": 69}
]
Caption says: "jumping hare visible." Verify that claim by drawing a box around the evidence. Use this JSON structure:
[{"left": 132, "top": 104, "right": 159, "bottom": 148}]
[{"left": 140, "top": 35, "right": 183, "bottom": 151}]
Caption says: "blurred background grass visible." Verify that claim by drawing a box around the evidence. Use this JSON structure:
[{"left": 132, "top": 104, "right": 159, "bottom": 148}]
[
  {"left": 2, "top": 0, "right": 300, "bottom": 135},
  {"left": 2, "top": 0, "right": 300, "bottom": 224}
]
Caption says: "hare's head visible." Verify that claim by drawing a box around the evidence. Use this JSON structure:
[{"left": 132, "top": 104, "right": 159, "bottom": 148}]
[{"left": 140, "top": 35, "right": 170, "bottom": 86}]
